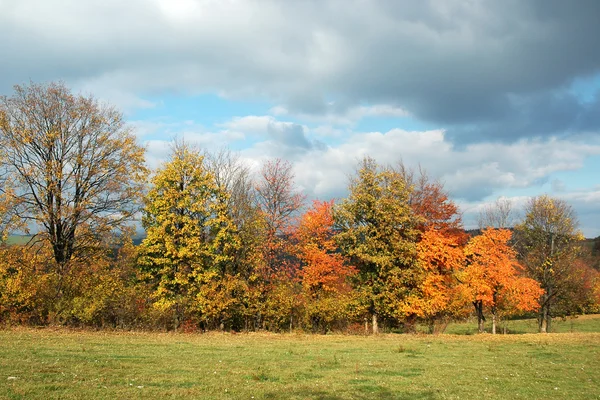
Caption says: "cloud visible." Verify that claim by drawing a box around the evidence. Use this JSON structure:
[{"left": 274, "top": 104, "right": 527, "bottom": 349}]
[
  {"left": 270, "top": 104, "right": 410, "bottom": 125},
  {"left": 220, "top": 116, "right": 318, "bottom": 153},
  {"left": 141, "top": 112, "right": 600, "bottom": 235},
  {"left": 3, "top": 1, "right": 600, "bottom": 143},
  {"left": 459, "top": 189, "right": 600, "bottom": 238}
]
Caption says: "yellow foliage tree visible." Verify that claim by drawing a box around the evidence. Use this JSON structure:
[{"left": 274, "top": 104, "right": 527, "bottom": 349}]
[
  {"left": 138, "top": 142, "right": 239, "bottom": 330},
  {"left": 515, "top": 195, "right": 584, "bottom": 332}
]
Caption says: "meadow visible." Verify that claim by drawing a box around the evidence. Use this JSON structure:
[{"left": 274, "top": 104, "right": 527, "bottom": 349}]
[{"left": 1, "top": 317, "right": 599, "bottom": 399}]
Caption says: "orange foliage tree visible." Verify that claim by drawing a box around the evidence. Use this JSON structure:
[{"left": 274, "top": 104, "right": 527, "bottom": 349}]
[
  {"left": 294, "top": 200, "right": 357, "bottom": 331},
  {"left": 404, "top": 167, "right": 464, "bottom": 237},
  {"left": 254, "top": 158, "right": 305, "bottom": 277},
  {"left": 253, "top": 159, "right": 305, "bottom": 330},
  {"left": 460, "top": 228, "right": 543, "bottom": 333},
  {"left": 398, "top": 167, "right": 468, "bottom": 332},
  {"left": 403, "top": 228, "right": 466, "bottom": 332}
]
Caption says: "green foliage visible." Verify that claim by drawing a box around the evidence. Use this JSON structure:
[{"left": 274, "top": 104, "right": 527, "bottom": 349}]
[
  {"left": 515, "top": 195, "right": 587, "bottom": 332},
  {"left": 334, "top": 157, "right": 421, "bottom": 332}
]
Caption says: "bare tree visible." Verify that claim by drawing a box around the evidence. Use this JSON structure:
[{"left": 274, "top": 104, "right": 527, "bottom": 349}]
[
  {"left": 204, "top": 148, "right": 262, "bottom": 276},
  {"left": 204, "top": 147, "right": 255, "bottom": 225},
  {"left": 255, "top": 159, "right": 305, "bottom": 237},
  {"left": 254, "top": 159, "right": 305, "bottom": 274},
  {"left": 477, "top": 198, "right": 514, "bottom": 229},
  {"left": 0, "top": 82, "right": 147, "bottom": 270}
]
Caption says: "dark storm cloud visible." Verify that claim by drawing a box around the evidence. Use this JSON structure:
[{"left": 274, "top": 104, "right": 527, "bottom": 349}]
[
  {"left": 1, "top": 0, "right": 600, "bottom": 142},
  {"left": 315, "top": 0, "right": 600, "bottom": 142}
]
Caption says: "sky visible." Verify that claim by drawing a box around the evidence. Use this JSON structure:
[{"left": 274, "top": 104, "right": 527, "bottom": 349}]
[{"left": 1, "top": 0, "right": 600, "bottom": 237}]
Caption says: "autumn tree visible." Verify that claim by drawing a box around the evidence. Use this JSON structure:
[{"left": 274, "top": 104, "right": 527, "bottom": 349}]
[
  {"left": 0, "top": 186, "right": 23, "bottom": 242},
  {"left": 254, "top": 158, "right": 305, "bottom": 276},
  {"left": 461, "top": 228, "right": 543, "bottom": 333},
  {"left": 394, "top": 162, "right": 467, "bottom": 332},
  {"left": 0, "top": 82, "right": 146, "bottom": 272},
  {"left": 404, "top": 228, "right": 466, "bottom": 332},
  {"left": 138, "top": 142, "right": 238, "bottom": 329},
  {"left": 396, "top": 162, "right": 463, "bottom": 235},
  {"left": 514, "top": 195, "right": 584, "bottom": 333},
  {"left": 204, "top": 148, "right": 263, "bottom": 277},
  {"left": 0, "top": 243, "right": 56, "bottom": 324},
  {"left": 335, "top": 157, "right": 420, "bottom": 334},
  {"left": 295, "top": 200, "right": 357, "bottom": 331}
]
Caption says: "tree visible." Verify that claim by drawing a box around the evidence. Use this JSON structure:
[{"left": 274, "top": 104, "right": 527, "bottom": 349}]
[
  {"left": 204, "top": 148, "right": 263, "bottom": 277},
  {"left": 396, "top": 162, "right": 463, "bottom": 235},
  {"left": 404, "top": 228, "right": 466, "bottom": 332},
  {"left": 0, "top": 185, "right": 24, "bottom": 242},
  {"left": 514, "top": 195, "right": 584, "bottom": 333},
  {"left": 295, "top": 200, "right": 357, "bottom": 332},
  {"left": 0, "top": 82, "right": 146, "bottom": 271},
  {"left": 254, "top": 158, "right": 304, "bottom": 276},
  {"left": 138, "top": 142, "right": 238, "bottom": 329},
  {"left": 460, "top": 228, "right": 542, "bottom": 333},
  {"left": 478, "top": 198, "right": 514, "bottom": 229},
  {"left": 335, "top": 157, "right": 420, "bottom": 334},
  {"left": 395, "top": 163, "right": 468, "bottom": 331}
]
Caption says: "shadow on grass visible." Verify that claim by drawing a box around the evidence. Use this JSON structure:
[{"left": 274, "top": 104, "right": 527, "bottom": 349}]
[{"left": 265, "top": 387, "right": 436, "bottom": 400}]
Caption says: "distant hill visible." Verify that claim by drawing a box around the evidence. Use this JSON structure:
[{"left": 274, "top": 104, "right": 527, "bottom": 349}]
[
  {"left": 4, "top": 235, "right": 33, "bottom": 245},
  {"left": 3, "top": 234, "right": 146, "bottom": 247},
  {"left": 4, "top": 233, "right": 599, "bottom": 252}
]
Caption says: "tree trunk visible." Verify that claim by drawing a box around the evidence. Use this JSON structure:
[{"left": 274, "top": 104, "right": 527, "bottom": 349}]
[
  {"left": 491, "top": 300, "right": 497, "bottom": 334},
  {"left": 372, "top": 313, "right": 379, "bottom": 335},
  {"left": 539, "top": 309, "right": 547, "bottom": 333},
  {"left": 474, "top": 301, "right": 485, "bottom": 333},
  {"left": 539, "top": 289, "right": 551, "bottom": 333}
]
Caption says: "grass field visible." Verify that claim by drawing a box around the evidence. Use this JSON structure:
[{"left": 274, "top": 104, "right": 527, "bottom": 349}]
[
  {"left": 441, "top": 313, "right": 600, "bottom": 335},
  {"left": 1, "top": 324, "right": 599, "bottom": 400}
]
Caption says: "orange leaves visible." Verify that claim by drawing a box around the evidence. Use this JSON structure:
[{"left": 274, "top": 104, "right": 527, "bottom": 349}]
[
  {"left": 404, "top": 228, "right": 466, "bottom": 319},
  {"left": 295, "top": 200, "right": 335, "bottom": 251},
  {"left": 255, "top": 159, "right": 305, "bottom": 277},
  {"left": 295, "top": 200, "right": 356, "bottom": 295},
  {"left": 418, "top": 228, "right": 465, "bottom": 273},
  {"left": 291, "top": 200, "right": 359, "bottom": 332},
  {"left": 461, "top": 228, "right": 543, "bottom": 314}
]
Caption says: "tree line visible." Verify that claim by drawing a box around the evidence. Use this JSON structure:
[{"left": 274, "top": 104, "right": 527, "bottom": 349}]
[{"left": 1, "top": 82, "right": 598, "bottom": 333}]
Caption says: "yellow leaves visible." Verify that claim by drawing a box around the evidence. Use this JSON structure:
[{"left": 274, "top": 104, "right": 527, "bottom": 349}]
[
  {"left": 0, "top": 81, "right": 148, "bottom": 267},
  {"left": 139, "top": 142, "right": 241, "bottom": 325}
]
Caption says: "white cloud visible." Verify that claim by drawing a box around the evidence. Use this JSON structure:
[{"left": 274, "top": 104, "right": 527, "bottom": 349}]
[{"left": 141, "top": 115, "right": 600, "bottom": 236}]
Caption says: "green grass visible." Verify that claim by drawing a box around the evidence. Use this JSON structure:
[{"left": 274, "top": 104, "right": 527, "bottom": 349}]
[
  {"left": 1, "top": 328, "right": 599, "bottom": 399},
  {"left": 3, "top": 235, "right": 32, "bottom": 246},
  {"left": 442, "top": 314, "right": 600, "bottom": 335}
]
